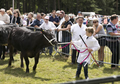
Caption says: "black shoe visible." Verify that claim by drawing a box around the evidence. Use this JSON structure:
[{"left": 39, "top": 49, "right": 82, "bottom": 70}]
[
  {"left": 71, "top": 63, "right": 75, "bottom": 65},
  {"left": 65, "top": 55, "right": 69, "bottom": 57},
  {"left": 49, "top": 53, "right": 52, "bottom": 55}
]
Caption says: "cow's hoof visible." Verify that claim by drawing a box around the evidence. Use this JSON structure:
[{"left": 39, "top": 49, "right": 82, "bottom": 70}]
[
  {"left": 26, "top": 71, "right": 29, "bottom": 73},
  {"left": 26, "top": 69, "right": 29, "bottom": 73},
  {"left": 12, "top": 58, "right": 14, "bottom": 61},
  {"left": 8, "top": 65, "right": 11, "bottom": 67},
  {"left": 33, "top": 67, "right": 36, "bottom": 71},
  {"left": 21, "top": 65, "right": 24, "bottom": 68},
  {"left": 1, "top": 57, "right": 5, "bottom": 60}
]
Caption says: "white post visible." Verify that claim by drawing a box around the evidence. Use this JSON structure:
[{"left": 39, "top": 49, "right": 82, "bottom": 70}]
[{"left": 11, "top": 0, "right": 14, "bottom": 23}]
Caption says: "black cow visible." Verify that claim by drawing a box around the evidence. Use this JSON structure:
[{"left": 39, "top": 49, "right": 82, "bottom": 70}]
[
  {"left": 8, "top": 27, "right": 57, "bottom": 73},
  {"left": 0, "top": 24, "right": 16, "bottom": 59}
]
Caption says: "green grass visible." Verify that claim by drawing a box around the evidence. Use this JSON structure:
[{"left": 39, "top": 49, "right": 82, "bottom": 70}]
[{"left": 0, "top": 48, "right": 120, "bottom": 84}]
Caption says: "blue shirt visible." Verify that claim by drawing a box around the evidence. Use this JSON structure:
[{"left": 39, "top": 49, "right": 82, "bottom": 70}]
[
  {"left": 31, "top": 19, "right": 44, "bottom": 27},
  {"left": 49, "top": 16, "right": 59, "bottom": 27}
]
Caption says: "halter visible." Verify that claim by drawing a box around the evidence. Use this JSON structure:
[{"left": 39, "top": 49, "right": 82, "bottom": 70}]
[{"left": 43, "top": 34, "right": 55, "bottom": 46}]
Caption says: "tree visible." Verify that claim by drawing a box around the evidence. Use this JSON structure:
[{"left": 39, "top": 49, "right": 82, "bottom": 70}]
[{"left": 0, "top": 0, "right": 118, "bottom": 15}]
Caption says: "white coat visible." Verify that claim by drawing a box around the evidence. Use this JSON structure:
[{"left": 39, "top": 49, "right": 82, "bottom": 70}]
[
  {"left": 71, "top": 23, "right": 87, "bottom": 49},
  {"left": 73, "top": 35, "right": 100, "bottom": 64}
]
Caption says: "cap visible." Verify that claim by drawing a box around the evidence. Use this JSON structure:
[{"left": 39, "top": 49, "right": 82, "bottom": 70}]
[
  {"left": 78, "top": 11, "right": 82, "bottom": 14},
  {"left": 44, "top": 16, "right": 49, "bottom": 19},
  {"left": 56, "top": 10, "right": 60, "bottom": 14},
  {"left": 0, "top": 8, "right": 5, "bottom": 12}
]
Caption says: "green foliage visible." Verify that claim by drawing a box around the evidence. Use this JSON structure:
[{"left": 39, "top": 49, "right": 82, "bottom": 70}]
[{"left": 0, "top": 0, "right": 119, "bottom": 15}]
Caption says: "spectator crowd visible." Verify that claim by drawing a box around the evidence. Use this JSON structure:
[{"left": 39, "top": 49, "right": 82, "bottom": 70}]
[{"left": 0, "top": 7, "right": 120, "bottom": 79}]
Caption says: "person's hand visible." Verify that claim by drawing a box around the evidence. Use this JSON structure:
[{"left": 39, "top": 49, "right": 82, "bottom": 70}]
[
  {"left": 57, "top": 29, "right": 60, "bottom": 32},
  {"left": 34, "top": 25, "right": 39, "bottom": 28},
  {"left": 53, "top": 21, "right": 56, "bottom": 24},
  {"left": 70, "top": 41, "right": 73, "bottom": 45},
  {"left": 93, "top": 33, "right": 96, "bottom": 36},
  {"left": 88, "top": 48, "right": 93, "bottom": 52},
  {"left": 49, "top": 29, "right": 52, "bottom": 31}
]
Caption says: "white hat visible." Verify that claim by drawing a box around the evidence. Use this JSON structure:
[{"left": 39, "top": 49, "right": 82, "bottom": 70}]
[
  {"left": 44, "top": 16, "right": 49, "bottom": 19},
  {"left": 0, "top": 8, "right": 5, "bottom": 12},
  {"left": 56, "top": 10, "right": 60, "bottom": 14}
]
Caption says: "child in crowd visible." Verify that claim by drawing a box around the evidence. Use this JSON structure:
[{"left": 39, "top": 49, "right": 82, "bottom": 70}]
[{"left": 72, "top": 27, "right": 100, "bottom": 79}]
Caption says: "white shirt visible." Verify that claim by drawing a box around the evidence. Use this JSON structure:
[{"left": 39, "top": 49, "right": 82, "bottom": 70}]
[
  {"left": 57, "top": 17, "right": 65, "bottom": 42},
  {"left": 0, "top": 13, "right": 10, "bottom": 24},
  {"left": 71, "top": 23, "right": 87, "bottom": 49},
  {"left": 98, "top": 17, "right": 102, "bottom": 24},
  {"left": 57, "top": 17, "right": 65, "bottom": 28},
  {"left": 40, "top": 21, "right": 57, "bottom": 40},
  {"left": 73, "top": 35, "right": 100, "bottom": 64},
  {"left": 0, "top": 20, "right": 5, "bottom": 24},
  {"left": 40, "top": 21, "right": 56, "bottom": 30}
]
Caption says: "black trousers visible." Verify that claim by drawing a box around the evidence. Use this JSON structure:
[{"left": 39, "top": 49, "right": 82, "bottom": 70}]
[
  {"left": 106, "top": 41, "right": 119, "bottom": 67},
  {"left": 72, "top": 49, "right": 80, "bottom": 64}
]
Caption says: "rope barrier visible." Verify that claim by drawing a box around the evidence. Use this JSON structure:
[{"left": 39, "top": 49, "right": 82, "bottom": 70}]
[{"left": 58, "top": 42, "right": 90, "bottom": 64}]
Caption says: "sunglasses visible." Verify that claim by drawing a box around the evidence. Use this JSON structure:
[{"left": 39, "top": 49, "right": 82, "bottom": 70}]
[
  {"left": 14, "top": 13, "right": 16, "bottom": 14},
  {"left": 93, "top": 21, "right": 97, "bottom": 23}
]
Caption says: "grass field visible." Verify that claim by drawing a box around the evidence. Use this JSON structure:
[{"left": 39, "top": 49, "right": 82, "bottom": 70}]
[{"left": 0, "top": 48, "right": 120, "bottom": 84}]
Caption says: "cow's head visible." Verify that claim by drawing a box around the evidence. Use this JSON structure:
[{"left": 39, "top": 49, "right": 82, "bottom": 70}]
[
  {"left": 40, "top": 29, "right": 57, "bottom": 46},
  {"left": 0, "top": 25, "right": 13, "bottom": 45}
]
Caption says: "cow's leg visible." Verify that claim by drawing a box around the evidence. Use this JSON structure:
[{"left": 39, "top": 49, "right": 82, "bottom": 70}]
[
  {"left": 20, "top": 53, "right": 24, "bottom": 68},
  {"left": 23, "top": 55, "right": 29, "bottom": 73},
  {"left": 33, "top": 53, "right": 39, "bottom": 71},
  {"left": 1, "top": 46, "right": 5, "bottom": 60},
  {"left": 8, "top": 46, "right": 14, "bottom": 66}
]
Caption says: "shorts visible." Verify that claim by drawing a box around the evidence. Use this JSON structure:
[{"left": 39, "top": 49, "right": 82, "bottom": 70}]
[{"left": 97, "top": 37, "right": 106, "bottom": 46}]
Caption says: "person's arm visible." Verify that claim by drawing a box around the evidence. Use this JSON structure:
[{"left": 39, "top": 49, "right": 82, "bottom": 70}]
[
  {"left": 54, "top": 18, "right": 59, "bottom": 25},
  {"left": 93, "top": 25, "right": 96, "bottom": 36},
  {"left": 50, "top": 22, "right": 57, "bottom": 31},
  {"left": 30, "top": 20, "right": 36, "bottom": 27},
  {"left": 58, "top": 24, "right": 71, "bottom": 31},
  {"left": 117, "top": 31, "right": 120, "bottom": 33},
  {"left": 95, "top": 25, "right": 102, "bottom": 34},
  {"left": 5, "top": 15, "right": 10, "bottom": 24},
  {"left": 107, "top": 25, "right": 120, "bottom": 36},
  {"left": 53, "top": 21, "right": 59, "bottom": 25},
  {"left": 109, "top": 32, "right": 120, "bottom": 36},
  {"left": 91, "top": 40, "right": 100, "bottom": 52},
  {"left": 34, "top": 25, "right": 39, "bottom": 28},
  {"left": 39, "top": 22, "right": 44, "bottom": 29}
]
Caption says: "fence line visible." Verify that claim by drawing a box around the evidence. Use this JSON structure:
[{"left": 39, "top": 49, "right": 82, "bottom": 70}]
[
  {"left": 26, "top": 27, "right": 120, "bottom": 66},
  {"left": 59, "top": 75, "right": 120, "bottom": 84}
]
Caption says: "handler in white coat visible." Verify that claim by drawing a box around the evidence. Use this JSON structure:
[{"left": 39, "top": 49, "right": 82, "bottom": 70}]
[
  {"left": 71, "top": 16, "right": 87, "bottom": 64},
  {"left": 72, "top": 27, "right": 100, "bottom": 79}
]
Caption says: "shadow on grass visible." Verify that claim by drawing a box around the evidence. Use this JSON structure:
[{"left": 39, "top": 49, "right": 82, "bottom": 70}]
[
  {"left": 0, "top": 59, "right": 18, "bottom": 65},
  {"left": 53, "top": 55, "right": 69, "bottom": 62},
  {"left": 88, "top": 64, "right": 100, "bottom": 69},
  {"left": 63, "top": 63, "right": 77, "bottom": 69},
  {"left": 0, "top": 67, "right": 51, "bottom": 81},
  {"left": 40, "top": 54, "right": 69, "bottom": 62},
  {"left": 103, "top": 67, "right": 120, "bottom": 74}
]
